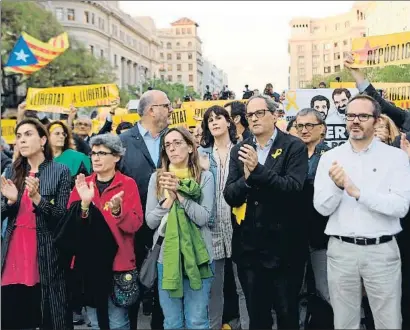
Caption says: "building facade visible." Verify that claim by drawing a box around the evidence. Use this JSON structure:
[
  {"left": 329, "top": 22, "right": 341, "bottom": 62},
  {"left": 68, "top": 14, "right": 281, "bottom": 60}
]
[
  {"left": 288, "top": 1, "right": 371, "bottom": 89},
  {"left": 202, "top": 59, "right": 228, "bottom": 95},
  {"left": 365, "top": 1, "right": 410, "bottom": 36},
  {"left": 157, "top": 18, "right": 204, "bottom": 94},
  {"left": 41, "top": 0, "right": 160, "bottom": 89}
]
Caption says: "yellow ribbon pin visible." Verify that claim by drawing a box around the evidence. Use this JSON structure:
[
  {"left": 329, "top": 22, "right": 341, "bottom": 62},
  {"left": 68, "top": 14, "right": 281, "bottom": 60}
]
[
  {"left": 233, "top": 203, "right": 247, "bottom": 225},
  {"left": 103, "top": 202, "right": 109, "bottom": 211},
  {"left": 50, "top": 199, "right": 54, "bottom": 205},
  {"left": 272, "top": 149, "right": 283, "bottom": 159},
  {"left": 285, "top": 91, "right": 299, "bottom": 111}
]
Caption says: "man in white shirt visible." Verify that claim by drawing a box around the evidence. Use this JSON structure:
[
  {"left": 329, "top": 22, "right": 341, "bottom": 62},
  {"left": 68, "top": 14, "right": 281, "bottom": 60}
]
[{"left": 314, "top": 94, "right": 410, "bottom": 329}]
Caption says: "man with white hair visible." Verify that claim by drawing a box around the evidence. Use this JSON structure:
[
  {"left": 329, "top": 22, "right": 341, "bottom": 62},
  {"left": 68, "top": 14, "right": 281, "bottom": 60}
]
[{"left": 120, "top": 89, "right": 173, "bottom": 329}]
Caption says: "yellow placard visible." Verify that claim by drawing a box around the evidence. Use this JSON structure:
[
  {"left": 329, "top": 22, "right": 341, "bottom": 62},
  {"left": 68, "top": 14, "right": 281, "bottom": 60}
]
[
  {"left": 351, "top": 31, "right": 410, "bottom": 68},
  {"left": 330, "top": 82, "right": 410, "bottom": 108},
  {"left": 1, "top": 120, "right": 17, "bottom": 144},
  {"left": 26, "top": 84, "right": 119, "bottom": 114}
]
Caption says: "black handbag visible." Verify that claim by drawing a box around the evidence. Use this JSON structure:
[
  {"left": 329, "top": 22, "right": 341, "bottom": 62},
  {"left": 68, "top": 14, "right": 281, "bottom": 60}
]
[
  {"left": 139, "top": 236, "right": 164, "bottom": 289},
  {"left": 111, "top": 268, "right": 140, "bottom": 307}
]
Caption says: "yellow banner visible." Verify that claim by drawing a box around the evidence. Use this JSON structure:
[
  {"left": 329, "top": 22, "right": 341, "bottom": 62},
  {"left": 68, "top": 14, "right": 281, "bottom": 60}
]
[
  {"left": 26, "top": 84, "right": 119, "bottom": 114},
  {"left": 330, "top": 82, "right": 410, "bottom": 108},
  {"left": 1, "top": 120, "right": 17, "bottom": 145},
  {"left": 351, "top": 31, "right": 410, "bottom": 68}
]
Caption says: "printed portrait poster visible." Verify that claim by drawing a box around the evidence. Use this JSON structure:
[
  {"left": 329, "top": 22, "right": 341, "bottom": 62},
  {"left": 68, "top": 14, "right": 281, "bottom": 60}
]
[{"left": 283, "top": 88, "right": 358, "bottom": 149}]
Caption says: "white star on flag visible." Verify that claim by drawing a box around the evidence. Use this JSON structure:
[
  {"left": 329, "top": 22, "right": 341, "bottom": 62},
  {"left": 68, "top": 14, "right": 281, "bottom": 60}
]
[{"left": 14, "top": 49, "right": 30, "bottom": 62}]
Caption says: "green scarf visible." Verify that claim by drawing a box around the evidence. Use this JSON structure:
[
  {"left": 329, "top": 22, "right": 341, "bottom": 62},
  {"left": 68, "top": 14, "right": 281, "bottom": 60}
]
[{"left": 162, "top": 178, "right": 213, "bottom": 298}]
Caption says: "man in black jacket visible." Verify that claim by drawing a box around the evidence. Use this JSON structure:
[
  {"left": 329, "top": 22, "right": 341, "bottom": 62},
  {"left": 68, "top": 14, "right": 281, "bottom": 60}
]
[
  {"left": 120, "top": 89, "right": 172, "bottom": 330},
  {"left": 224, "top": 95, "right": 308, "bottom": 329}
]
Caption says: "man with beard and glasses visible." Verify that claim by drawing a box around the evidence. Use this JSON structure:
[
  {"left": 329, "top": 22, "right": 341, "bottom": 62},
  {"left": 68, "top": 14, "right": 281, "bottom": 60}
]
[
  {"left": 314, "top": 94, "right": 410, "bottom": 329},
  {"left": 120, "top": 89, "right": 173, "bottom": 329},
  {"left": 310, "top": 95, "right": 331, "bottom": 120}
]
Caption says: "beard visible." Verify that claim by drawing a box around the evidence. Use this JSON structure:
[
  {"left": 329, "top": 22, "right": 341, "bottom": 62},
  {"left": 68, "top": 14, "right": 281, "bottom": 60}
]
[{"left": 337, "top": 105, "right": 347, "bottom": 115}]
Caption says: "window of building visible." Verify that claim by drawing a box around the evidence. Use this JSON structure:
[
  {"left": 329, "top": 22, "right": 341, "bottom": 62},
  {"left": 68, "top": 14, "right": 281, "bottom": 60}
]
[
  {"left": 182, "top": 28, "right": 186, "bottom": 34},
  {"left": 120, "top": 31, "right": 124, "bottom": 41},
  {"left": 161, "top": 42, "right": 164, "bottom": 48},
  {"left": 334, "top": 65, "right": 341, "bottom": 72},
  {"left": 100, "top": 49, "right": 104, "bottom": 58},
  {"left": 91, "top": 13, "right": 95, "bottom": 25},
  {"left": 167, "top": 42, "right": 172, "bottom": 49},
  {"left": 167, "top": 64, "right": 172, "bottom": 71},
  {"left": 188, "top": 42, "right": 192, "bottom": 47},
  {"left": 324, "top": 43, "right": 331, "bottom": 50},
  {"left": 324, "top": 66, "right": 331, "bottom": 73},
  {"left": 90, "top": 45, "right": 94, "bottom": 55},
  {"left": 188, "top": 53, "right": 193, "bottom": 60},
  {"left": 324, "top": 54, "right": 330, "bottom": 62},
  {"left": 176, "top": 28, "right": 181, "bottom": 35},
  {"left": 112, "top": 24, "right": 118, "bottom": 37},
  {"left": 139, "top": 42, "right": 143, "bottom": 52},
  {"left": 189, "top": 74, "right": 193, "bottom": 82},
  {"left": 298, "top": 56, "right": 305, "bottom": 65},
  {"left": 187, "top": 28, "right": 192, "bottom": 34},
  {"left": 361, "top": 32, "right": 366, "bottom": 37},
  {"left": 324, "top": 25, "right": 328, "bottom": 32},
  {"left": 313, "top": 26, "right": 320, "bottom": 32},
  {"left": 125, "top": 35, "right": 131, "bottom": 45},
  {"left": 313, "top": 44, "right": 319, "bottom": 51},
  {"left": 335, "top": 23, "right": 340, "bottom": 31},
  {"left": 343, "top": 39, "right": 348, "bottom": 46},
  {"left": 297, "top": 45, "right": 305, "bottom": 52},
  {"left": 177, "top": 53, "right": 181, "bottom": 60},
  {"left": 177, "top": 64, "right": 182, "bottom": 71},
  {"left": 98, "top": 17, "right": 105, "bottom": 30},
  {"left": 84, "top": 11, "right": 90, "bottom": 23},
  {"left": 55, "top": 8, "right": 64, "bottom": 20},
  {"left": 299, "top": 81, "right": 306, "bottom": 88},
  {"left": 114, "top": 54, "right": 117, "bottom": 66},
  {"left": 161, "top": 75, "right": 165, "bottom": 80},
  {"left": 167, "top": 53, "right": 172, "bottom": 60},
  {"left": 334, "top": 42, "right": 339, "bottom": 48},
  {"left": 168, "top": 75, "right": 172, "bottom": 82},
  {"left": 160, "top": 53, "right": 164, "bottom": 59},
  {"left": 345, "top": 21, "right": 350, "bottom": 28},
  {"left": 312, "top": 67, "right": 319, "bottom": 75},
  {"left": 334, "top": 52, "right": 341, "bottom": 60},
  {"left": 189, "top": 64, "right": 193, "bottom": 71},
  {"left": 67, "top": 9, "right": 75, "bottom": 21},
  {"left": 133, "top": 39, "right": 137, "bottom": 48},
  {"left": 312, "top": 55, "right": 320, "bottom": 64},
  {"left": 298, "top": 68, "right": 305, "bottom": 75},
  {"left": 176, "top": 42, "right": 180, "bottom": 47},
  {"left": 177, "top": 75, "right": 182, "bottom": 82}
]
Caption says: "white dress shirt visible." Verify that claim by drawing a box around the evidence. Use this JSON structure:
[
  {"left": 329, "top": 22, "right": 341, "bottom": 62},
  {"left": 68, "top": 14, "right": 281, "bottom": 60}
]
[{"left": 314, "top": 138, "right": 410, "bottom": 237}]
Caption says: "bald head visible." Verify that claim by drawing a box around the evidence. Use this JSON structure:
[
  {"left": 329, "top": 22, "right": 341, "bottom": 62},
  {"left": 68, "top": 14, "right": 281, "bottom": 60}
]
[{"left": 137, "top": 90, "right": 168, "bottom": 116}]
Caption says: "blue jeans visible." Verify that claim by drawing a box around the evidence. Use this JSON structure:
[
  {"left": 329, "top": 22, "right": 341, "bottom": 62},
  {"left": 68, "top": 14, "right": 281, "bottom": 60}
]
[
  {"left": 157, "top": 262, "right": 214, "bottom": 329},
  {"left": 87, "top": 298, "right": 130, "bottom": 329}
]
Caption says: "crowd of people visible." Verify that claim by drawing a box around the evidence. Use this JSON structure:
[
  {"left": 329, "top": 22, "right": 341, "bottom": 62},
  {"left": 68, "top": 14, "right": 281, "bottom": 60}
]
[{"left": 1, "top": 56, "right": 410, "bottom": 330}]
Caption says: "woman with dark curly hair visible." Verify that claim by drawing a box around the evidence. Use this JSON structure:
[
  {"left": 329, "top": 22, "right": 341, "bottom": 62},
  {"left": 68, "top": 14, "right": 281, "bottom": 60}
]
[
  {"left": 198, "top": 105, "right": 239, "bottom": 329},
  {"left": 47, "top": 121, "right": 91, "bottom": 187}
]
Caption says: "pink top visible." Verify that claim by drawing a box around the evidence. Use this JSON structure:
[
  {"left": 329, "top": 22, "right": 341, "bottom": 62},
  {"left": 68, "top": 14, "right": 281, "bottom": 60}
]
[{"left": 2, "top": 173, "right": 40, "bottom": 286}]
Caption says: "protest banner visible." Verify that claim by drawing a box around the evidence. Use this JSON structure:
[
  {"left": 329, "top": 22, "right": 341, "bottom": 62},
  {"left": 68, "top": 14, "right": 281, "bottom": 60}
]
[
  {"left": 1, "top": 120, "right": 17, "bottom": 144},
  {"left": 351, "top": 31, "right": 410, "bottom": 68},
  {"left": 26, "top": 84, "right": 119, "bottom": 114}
]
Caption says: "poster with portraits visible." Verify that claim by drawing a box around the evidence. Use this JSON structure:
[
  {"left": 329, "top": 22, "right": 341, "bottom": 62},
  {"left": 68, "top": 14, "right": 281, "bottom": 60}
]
[{"left": 282, "top": 88, "right": 358, "bottom": 149}]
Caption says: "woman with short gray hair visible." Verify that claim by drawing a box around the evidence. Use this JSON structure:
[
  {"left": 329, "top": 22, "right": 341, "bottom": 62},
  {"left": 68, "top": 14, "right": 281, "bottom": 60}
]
[{"left": 58, "top": 133, "right": 144, "bottom": 329}]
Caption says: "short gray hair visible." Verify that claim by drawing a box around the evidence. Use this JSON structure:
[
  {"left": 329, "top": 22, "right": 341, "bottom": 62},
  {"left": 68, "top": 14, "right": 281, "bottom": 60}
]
[
  {"left": 76, "top": 115, "right": 92, "bottom": 124},
  {"left": 246, "top": 94, "right": 278, "bottom": 113},
  {"left": 137, "top": 93, "right": 154, "bottom": 116},
  {"left": 90, "top": 133, "right": 125, "bottom": 156},
  {"left": 296, "top": 108, "right": 326, "bottom": 125}
]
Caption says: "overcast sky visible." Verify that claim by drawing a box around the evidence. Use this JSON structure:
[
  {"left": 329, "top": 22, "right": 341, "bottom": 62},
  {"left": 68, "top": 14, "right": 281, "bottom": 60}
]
[{"left": 120, "top": 1, "right": 354, "bottom": 97}]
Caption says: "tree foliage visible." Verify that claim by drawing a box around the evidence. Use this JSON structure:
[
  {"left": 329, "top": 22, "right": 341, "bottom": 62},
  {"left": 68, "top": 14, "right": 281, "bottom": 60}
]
[
  {"left": 306, "top": 64, "right": 410, "bottom": 88},
  {"left": 143, "top": 79, "right": 201, "bottom": 102},
  {"left": 1, "top": 1, "right": 116, "bottom": 88}
]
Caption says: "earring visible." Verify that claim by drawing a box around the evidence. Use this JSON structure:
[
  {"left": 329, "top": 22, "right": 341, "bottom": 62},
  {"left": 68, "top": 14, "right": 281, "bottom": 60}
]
[{"left": 41, "top": 145, "right": 44, "bottom": 151}]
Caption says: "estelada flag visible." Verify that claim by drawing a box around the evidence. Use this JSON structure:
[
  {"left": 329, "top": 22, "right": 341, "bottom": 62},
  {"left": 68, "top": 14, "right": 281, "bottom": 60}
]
[{"left": 4, "top": 32, "right": 69, "bottom": 75}]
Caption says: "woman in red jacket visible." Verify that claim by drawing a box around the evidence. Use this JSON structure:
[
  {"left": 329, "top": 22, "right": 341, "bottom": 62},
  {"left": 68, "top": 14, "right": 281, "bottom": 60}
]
[{"left": 67, "top": 133, "right": 143, "bottom": 329}]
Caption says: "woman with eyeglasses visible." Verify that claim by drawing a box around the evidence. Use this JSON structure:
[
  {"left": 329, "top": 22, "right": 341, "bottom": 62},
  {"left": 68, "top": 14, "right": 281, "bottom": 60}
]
[
  {"left": 198, "top": 106, "right": 246, "bottom": 330},
  {"left": 48, "top": 121, "right": 91, "bottom": 187},
  {"left": 1, "top": 118, "right": 71, "bottom": 329},
  {"left": 55, "top": 133, "right": 143, "bottom": 330},
  {"left": 146, "top": 127, "right": 215, "bottom": 329}
]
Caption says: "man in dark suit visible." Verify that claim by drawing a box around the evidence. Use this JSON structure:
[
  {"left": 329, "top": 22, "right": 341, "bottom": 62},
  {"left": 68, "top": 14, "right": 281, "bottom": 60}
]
[
  {"left": 120, "top": 89, "right": 173, "bottom": 329},
  {"left": 224, "top": 95, "right": 309, "bottom": 329}
]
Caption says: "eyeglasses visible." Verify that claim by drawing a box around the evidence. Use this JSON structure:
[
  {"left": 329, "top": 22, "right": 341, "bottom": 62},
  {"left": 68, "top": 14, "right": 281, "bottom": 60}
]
[
  {"left": 245, "top": 109, "right": 272, "bottom": 120},
  {"left": 89, "top": 151, "right": 113, "bottom": 158},
  {"left": 164, "top": 140, "right": 186, "bottom": 150},
  {"left": 345, "top": 113, "right": 375, "bottom": 122},
  {"left": 152, "top": 103, "right": 172, "bottom": 110},
  {"left": 295, "top": 123, "right": 322, "bottom": 132}
]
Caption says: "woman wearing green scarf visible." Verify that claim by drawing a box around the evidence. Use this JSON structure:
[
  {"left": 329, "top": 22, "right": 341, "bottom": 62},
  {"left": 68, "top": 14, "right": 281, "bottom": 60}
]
[
  {"left": 146, "top": 127, "right": 215, "bottom": 329},
  {"left": 47, "top": 121, "right": 91, "bottom": 189}
]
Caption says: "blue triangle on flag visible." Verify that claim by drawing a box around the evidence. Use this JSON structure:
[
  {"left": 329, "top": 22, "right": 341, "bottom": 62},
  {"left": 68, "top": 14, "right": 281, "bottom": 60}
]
[{"left": 5, "top": 35, "right": 38, "bottom": 67}]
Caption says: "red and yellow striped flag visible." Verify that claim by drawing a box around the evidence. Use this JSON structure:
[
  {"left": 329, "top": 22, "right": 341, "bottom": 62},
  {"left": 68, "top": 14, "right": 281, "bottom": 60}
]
[{"left": 4, "top": 32, "right": 69, "bottom": 75}]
